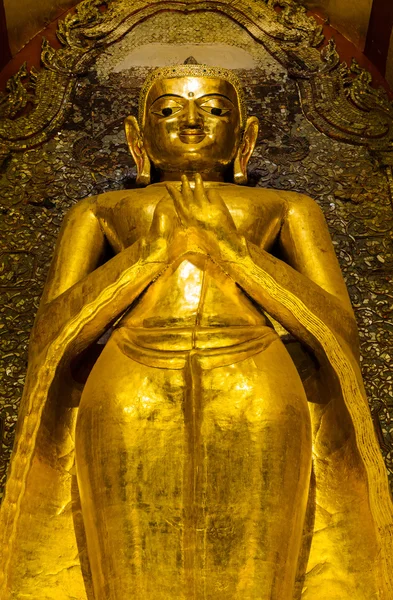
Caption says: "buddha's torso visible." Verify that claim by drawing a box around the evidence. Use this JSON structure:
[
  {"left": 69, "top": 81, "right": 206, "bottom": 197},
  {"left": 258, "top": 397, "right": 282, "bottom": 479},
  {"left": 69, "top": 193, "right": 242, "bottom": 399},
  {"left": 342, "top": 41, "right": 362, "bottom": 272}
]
[{"left": 95, "top": 183, "right": 286, "bottom": 344}]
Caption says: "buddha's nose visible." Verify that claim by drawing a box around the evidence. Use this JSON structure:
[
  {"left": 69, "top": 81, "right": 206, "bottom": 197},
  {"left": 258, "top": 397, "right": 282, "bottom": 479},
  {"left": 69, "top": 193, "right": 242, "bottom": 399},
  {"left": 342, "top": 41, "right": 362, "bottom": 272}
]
[{"left": 185, "top": 100, "right": 203, "bottom": 128}]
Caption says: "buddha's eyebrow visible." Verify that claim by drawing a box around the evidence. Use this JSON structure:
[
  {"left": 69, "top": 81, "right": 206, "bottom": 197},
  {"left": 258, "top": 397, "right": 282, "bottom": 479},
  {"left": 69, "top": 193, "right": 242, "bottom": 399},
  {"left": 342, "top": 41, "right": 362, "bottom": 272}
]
[
  {"left": 150, "top": 93, "right": 184, "bottom": 105},
  {"left": 150, "top": 93, "right": 235, "bottom": 104},
  {"left": 197, "top": 93, "right": 235, "bottom": 104}
]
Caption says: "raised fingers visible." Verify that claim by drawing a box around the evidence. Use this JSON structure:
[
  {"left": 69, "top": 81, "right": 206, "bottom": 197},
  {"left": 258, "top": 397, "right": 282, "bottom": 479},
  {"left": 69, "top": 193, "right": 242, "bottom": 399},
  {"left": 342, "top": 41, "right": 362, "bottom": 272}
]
[
  {"left": 181, "top": 174, "right": 194, "bottom": 206},
  {"left": 166, "top": 183, "right": 189, "bottom": 226},
  {"left": 194, "top": 173, "right": 208, "bottom": 207}
]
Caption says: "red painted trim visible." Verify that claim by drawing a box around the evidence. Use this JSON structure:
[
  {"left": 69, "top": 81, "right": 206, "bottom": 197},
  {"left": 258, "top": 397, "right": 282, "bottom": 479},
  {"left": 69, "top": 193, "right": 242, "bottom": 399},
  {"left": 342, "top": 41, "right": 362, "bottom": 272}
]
[
  {"left": 0, "top": 0, "right": 12, "bottom": 70},
  {"left": 310, "top": 9, "right": 393, "bottom": 99},
  {"left": 0, "top": 5, "right": 69, "bottom": 92},
  {"left": 364, "top": 0, "right": 393, "bottom": 76}
]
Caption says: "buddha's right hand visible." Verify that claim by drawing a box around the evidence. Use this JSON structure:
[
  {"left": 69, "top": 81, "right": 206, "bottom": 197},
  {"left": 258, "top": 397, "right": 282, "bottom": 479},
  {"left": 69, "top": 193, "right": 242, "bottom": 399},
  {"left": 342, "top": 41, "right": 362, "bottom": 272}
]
[{"left": 142, "top": 197, "right": 185, "bottom": 263}]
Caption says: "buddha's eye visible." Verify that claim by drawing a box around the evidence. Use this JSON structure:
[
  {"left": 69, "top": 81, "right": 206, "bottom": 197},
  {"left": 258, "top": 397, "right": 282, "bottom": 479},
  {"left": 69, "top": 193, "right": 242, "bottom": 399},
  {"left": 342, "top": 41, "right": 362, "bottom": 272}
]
[
  {"left": 150, "top": 98, "right": 183, "bottom": 118},
  {"left": 199, "top": 98, "right": 231, "bottom": 117}
]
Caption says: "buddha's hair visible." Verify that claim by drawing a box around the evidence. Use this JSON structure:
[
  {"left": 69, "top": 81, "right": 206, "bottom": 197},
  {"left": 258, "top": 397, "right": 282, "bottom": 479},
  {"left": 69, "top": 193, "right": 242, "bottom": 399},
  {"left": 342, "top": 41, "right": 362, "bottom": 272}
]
[{"left": 138, "top": 64, "right": 248, "bottom": 128}]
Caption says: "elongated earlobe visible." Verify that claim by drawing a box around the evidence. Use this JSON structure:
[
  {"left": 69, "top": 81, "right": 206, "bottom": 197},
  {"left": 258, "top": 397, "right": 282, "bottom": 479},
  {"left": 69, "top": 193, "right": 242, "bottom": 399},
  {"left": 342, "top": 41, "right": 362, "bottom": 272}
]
[
  {"left": 233, "top": 153, "right": 248, "bottom": 185},
  {"left": 124, "top": 116, "right": 151, "bottom": 185},
  {"left": 136, "top": 155, "right": 151, "bottom": 186},
  {"left": 234, "top": 116, "right": 259, "bottom": 185}
]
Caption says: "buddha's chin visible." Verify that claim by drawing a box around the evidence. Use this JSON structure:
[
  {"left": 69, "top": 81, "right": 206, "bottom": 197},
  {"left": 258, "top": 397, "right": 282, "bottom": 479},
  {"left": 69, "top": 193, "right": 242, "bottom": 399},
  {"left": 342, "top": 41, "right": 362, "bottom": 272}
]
[{"left": 152, "top": 150, "right": 234, "bottom": 175}]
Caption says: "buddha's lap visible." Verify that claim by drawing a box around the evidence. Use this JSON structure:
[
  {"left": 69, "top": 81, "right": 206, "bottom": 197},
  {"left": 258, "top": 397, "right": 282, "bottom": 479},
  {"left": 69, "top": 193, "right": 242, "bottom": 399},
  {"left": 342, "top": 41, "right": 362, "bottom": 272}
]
[
  {"left": 72, "top": 334, "right": 311, "bottom": 600},
  {"left": 73, "top": 330, "right": 312, "bottom": 598},
  {"left": 75, "top": 330, "right": 311, "bottom": 468}
]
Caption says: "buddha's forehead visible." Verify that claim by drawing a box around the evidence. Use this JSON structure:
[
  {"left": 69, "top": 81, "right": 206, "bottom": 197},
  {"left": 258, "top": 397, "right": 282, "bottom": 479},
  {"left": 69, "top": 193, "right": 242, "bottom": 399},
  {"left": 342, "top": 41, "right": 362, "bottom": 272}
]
[{"left": 146, "top": 76, "right": 239, "bottom": 105}]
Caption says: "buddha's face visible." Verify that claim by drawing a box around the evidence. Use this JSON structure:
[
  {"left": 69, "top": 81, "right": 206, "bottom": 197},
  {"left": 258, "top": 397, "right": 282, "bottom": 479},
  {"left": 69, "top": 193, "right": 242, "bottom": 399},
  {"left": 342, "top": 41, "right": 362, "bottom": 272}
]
[{"left": 142, "top": 77, "right": 243, "bottom": 177}]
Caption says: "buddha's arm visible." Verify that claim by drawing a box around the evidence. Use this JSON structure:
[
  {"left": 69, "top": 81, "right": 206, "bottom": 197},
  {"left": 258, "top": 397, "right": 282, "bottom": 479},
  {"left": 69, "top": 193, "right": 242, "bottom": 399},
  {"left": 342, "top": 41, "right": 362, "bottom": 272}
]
[
  {"left": 220, "top": 193, "right": 359, "bottom": 359},
  {"left": 31, "top": 196, "right": 172, "bottom": 356},
  {"left": 278, "top": 193, "right": 354, "bottom": 317}
]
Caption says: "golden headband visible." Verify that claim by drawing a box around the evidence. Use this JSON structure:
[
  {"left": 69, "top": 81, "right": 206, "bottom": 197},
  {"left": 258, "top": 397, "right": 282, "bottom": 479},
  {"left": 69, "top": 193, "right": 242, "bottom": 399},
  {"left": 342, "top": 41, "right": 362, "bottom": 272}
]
[{"left": 138, "top": 64, "right": 248, "bottom": 129}]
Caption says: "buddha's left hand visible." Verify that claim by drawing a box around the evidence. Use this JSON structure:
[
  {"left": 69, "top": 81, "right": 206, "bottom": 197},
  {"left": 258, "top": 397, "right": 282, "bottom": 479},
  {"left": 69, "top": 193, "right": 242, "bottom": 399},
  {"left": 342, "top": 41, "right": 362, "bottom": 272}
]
[{"left": 166, "top": 173, "right": 249, "bottom": 261}]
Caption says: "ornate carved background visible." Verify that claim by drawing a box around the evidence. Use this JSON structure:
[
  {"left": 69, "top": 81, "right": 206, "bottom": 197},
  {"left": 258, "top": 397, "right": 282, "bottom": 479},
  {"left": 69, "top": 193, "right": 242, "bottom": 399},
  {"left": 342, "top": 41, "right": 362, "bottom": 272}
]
[{"left": 1, "top": 0, "right": 393, "bottom": 499}]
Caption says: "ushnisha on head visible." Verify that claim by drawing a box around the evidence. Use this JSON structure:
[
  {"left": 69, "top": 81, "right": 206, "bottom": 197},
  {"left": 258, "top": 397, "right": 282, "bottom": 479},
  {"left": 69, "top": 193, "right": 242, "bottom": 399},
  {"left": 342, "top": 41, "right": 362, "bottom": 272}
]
[{"left": 125, "top": 63, "right": 259, "bottom": 185}]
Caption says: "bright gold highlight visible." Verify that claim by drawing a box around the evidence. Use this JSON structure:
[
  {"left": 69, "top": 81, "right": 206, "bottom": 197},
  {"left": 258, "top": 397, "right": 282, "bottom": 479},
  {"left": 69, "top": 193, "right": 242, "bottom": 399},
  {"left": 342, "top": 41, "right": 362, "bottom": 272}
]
[{"left": 0, "top": 66, "right": 392, "bottom": 600}]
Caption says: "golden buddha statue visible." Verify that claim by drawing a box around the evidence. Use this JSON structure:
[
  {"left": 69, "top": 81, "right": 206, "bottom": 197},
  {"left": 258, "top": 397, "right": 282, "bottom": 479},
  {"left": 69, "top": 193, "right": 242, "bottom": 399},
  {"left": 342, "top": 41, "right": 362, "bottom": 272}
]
[{"left": 0, "top": 64, "right": 392, "bottom": 600}]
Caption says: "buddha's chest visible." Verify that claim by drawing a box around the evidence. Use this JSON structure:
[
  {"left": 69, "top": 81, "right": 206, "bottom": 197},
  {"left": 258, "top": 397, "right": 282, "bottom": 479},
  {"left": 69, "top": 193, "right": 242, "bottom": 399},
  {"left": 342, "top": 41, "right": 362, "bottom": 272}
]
[{"left": 96, "top": 187, "right": 284, "bottom": 253}]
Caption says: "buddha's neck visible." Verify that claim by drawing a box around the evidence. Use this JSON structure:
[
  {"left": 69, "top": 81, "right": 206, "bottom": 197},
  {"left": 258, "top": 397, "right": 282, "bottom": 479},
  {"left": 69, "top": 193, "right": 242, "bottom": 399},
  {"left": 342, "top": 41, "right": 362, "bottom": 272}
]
[{"left": 158, "top": 170, "right": 227, "bottom": 183}]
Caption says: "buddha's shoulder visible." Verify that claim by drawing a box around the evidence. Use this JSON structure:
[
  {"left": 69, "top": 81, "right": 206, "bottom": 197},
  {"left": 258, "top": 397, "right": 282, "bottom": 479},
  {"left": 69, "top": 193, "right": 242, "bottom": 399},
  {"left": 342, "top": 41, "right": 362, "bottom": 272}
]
[
  {"left": 220, "top": 184, "right": 314, "bottom": 207},
  {"left": 71, "top": 185, "right": 316, "bottom": 213},
  {"left": 73, "top": 187, "right": 164, "bottom": 214},
  {"left": 97, "top": 187, "right": 162, "bottom": 206}
]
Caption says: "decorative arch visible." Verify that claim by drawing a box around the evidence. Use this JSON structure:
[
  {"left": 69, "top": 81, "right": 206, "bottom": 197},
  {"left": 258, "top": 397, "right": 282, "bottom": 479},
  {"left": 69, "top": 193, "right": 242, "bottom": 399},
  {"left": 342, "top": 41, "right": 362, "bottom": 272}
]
[{"left": 1, "top": 0, "right": 393, "bottom": 161}]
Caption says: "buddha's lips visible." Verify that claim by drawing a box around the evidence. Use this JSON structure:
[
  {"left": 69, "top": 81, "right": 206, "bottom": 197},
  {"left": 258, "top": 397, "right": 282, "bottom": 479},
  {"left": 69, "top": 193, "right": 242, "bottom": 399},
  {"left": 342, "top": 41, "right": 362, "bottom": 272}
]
[{"left": 179, "top": 129, "right": 206, "bottom": 144}]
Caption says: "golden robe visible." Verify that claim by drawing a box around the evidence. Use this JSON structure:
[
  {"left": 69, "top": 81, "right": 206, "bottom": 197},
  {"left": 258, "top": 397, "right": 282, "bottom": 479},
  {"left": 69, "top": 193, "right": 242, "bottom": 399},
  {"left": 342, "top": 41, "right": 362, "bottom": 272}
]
[{"left": 0, "top": 190, "right": 392, "bottom": 599}]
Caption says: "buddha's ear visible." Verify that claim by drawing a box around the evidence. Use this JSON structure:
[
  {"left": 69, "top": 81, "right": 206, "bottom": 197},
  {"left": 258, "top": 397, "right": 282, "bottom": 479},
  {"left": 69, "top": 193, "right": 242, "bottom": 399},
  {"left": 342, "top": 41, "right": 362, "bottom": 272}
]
[
  {"left": 233, "top": 116, "right": 259, "bottom": 185},
  {"left": 124, "top": 116, "right": 151, "bottom": 186}
]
